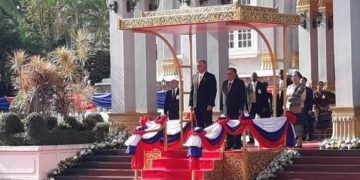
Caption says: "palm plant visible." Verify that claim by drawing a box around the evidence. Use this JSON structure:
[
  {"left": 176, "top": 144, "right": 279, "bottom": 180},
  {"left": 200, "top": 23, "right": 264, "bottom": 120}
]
[{"left": 9, "top": 29, "right": 94, "bottom": 118}]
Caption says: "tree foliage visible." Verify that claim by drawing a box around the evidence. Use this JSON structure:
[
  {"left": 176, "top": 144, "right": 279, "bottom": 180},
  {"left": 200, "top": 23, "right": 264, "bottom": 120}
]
[
  {"left": 9, "top": 30, "right": 95, "bottom": 117},
  {"left": 0, "top": 0, "right": 110, "bottom": 80}
]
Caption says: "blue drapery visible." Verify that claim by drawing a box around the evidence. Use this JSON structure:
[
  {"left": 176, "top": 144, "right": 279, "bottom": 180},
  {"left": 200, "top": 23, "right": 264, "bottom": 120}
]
[
  {"left": 157, "top": 91, "right": 166, "bottom": 109},
  {"left": 0, "top": 97, "right": 9, "bottom": 111},
  {"left": 91, "top": 91, "right": 166, "bottom": 110},
  {"left": 91, "top": 93, "right": 112, "bottom": 109}
]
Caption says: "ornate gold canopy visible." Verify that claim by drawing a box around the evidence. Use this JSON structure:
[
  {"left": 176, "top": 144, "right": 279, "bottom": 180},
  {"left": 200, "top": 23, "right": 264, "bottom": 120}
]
[{"left": 118, "top": 4, "right": 300, "bottom": 34}]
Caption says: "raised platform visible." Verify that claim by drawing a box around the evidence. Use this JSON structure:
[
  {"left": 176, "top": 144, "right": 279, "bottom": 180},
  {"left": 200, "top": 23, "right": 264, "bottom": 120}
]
[
  {"left": 143, "top": 149, "right": 282, "bottom": 180},
  {"left": 142, "top": 141, "right": 320, "bottom": 180}
]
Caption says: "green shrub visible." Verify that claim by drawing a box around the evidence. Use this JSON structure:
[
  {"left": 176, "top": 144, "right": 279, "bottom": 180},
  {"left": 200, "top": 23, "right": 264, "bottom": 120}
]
[
  {"left": 94, "top": 122, "right": 109, "bottom": 142},
  {"left": 0, "top": 134, "right": 26, "bottom": 146},
  {"left": 47, "top": 129, "right": 96, "bottom": 145},
  {"left": 0, "top": 113, "right": 26, "bottom": 145},
  {"left": 86, "top": 113, "right": 104, "bottom": 123},
  {"left": 58, "top": 122, "right": 71, "bottom": 130},
  {"left": 45, "top": 117, "right": 58, "bottom": 130},
  {"left": 64, "top": 117, "right": 80, "bottom": 130},
  {"left": 25, "top": 112, "right": 48, "bottom": 145},
  {"left": 82, "top": 117, "right": 97, "bottom": 130},
  {"left": 0, "top": 113, "right": 24, "bottom": 134}
]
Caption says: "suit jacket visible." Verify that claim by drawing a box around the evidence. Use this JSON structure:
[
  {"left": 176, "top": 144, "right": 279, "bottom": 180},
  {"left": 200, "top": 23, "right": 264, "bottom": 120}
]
[
  {"left": 246, "top": 81, "right": 269, "bottom": 113},
  {"left": 164, "top": 88, "right": 179, "bottom": 119},
  {"left": 220, "top": 78, "right": 246, "bottom": 118},
  {"left": 189, "top": 71, "right": 217, "bottom": 109},
  {"left": 303, "top": 87, "right": 314, "bottom": 113}
]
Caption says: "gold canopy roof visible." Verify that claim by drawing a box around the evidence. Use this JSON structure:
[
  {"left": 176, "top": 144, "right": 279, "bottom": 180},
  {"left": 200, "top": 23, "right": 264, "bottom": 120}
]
[{"left": 118, "top": 4, "right": 300, "bottom": 35}]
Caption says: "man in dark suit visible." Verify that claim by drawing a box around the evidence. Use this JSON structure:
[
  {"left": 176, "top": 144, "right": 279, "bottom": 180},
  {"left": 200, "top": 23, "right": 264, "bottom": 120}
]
[
  {"left": 189, "top": 60, "right": 217, "bottom": 128},
  {"left": 220, "top": 68, "right": 246, "bottom": 149},
  {"left": 301, "top": 77, "right": 314, "bottom": 141},
  {"left": 164, "top": 79, "right": 179, "bottom": 120},
  {"left": 246, "top": 72, "right": 270, "bottom": 119},
  {"left": 264, "top": 82, "right": 273, "bottom": 117},
  {"left": 276, "top": 69, "right": 292, "bottom": 117}
]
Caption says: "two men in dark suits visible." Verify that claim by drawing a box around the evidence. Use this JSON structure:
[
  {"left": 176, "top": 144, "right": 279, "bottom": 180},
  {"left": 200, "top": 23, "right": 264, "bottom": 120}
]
[
  {"left": 246, "top": 72, "right": 271, "bottom": 119},
  {"left": 164, "top": 79, "right": 179, "bottom": 120},
  {"left": 189, "top": 60, "right": 217, "bottom": 128},
  {"left": 220, "top": 68, "right": 246, "bottom": 149},
  {"left": 300, "top": 77, "right": 314, "bottom": 141}
]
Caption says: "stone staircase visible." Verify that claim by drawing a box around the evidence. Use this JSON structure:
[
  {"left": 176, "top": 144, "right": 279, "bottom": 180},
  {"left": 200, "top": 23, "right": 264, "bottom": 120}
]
[
  {"left": 54, "top": 149, "right": 223, "bottom": 180},
  {"left": 54, "top": 149, "right": 136, "bottom": 180},
  {"left": 277, "top": 150, "right": 360, "bottom": 180}
]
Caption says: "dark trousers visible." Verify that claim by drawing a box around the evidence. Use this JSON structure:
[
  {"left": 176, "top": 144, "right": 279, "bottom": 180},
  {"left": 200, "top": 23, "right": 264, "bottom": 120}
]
[
  {"left": 226, "top": 111, "right": 242, "bottom": 149},
  {"left": 194, "top": 107, "right": 212, "bottom": 128},
  {"left": 168, "top": 111, "right": 179, "bottom": 120},
  {"left": 250, "top": 103, "right": 270, "bottom": 118},
  {"left": 303, "top": 109, "right": 314, "bottom": 139}
]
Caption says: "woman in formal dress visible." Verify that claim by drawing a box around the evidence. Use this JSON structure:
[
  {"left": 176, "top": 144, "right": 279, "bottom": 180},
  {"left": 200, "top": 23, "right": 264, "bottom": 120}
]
[
  {"left": 286, "top": 71, "right": 306, "bottom": 147},
  {"left": 314, "top": 81, "right": 333, "bottom": 131}
]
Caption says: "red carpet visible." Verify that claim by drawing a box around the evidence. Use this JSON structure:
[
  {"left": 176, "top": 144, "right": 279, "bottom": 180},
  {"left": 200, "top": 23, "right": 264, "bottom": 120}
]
[{"left": 142, "top": 150, "right": 223, "bottom": 180}]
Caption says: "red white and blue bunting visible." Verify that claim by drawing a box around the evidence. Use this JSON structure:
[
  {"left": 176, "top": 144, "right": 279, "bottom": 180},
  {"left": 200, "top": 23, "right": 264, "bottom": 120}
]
[
  {"left": 184, "top": 113, "right": 296, "bottom": 152},
  {"left": 125, "top": 115, "right": 191, "bottom": 169},
  {"left": 125, "top": 112, "right": 296, "bottom": 169}
]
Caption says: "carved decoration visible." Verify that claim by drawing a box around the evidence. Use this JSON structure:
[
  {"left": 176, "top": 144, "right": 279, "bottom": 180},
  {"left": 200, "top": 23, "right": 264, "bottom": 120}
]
[
  {"left": 201, "top": 150, "right": 281, "bottom": 179},
  {"left": 144, "top": 151, "right": 161, "bottom": 169},
  {"left": 204, "top": 159, "right": 224, "bottom": 180},
  {"left": 331, "top": 107, "right": 360, "bottom": 140},
  {"left": 247, "top": 150, "right": 281, "bottom": 179},
  {"left": 118, "top": 4, "right": 299, "bottom": 30},
  {"left": 223, "top": 153, "right": 244, "bottom": 180}
]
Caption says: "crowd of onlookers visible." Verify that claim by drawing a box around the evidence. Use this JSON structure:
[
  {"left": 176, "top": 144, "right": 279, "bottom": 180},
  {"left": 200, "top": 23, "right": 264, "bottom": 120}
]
[
  {"left": 163, "top": 59, "right": 335, "bottom": 149},
  {"left": 284, "top": 71, "right": 335, "bottom": 147}
]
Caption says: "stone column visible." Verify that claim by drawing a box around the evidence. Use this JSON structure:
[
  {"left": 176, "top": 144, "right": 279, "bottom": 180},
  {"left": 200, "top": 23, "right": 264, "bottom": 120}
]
[
  {"left": 181, "top": 0, "right": 208, "bottom": 112},
  {"left": 275, "top": 0, "right": 297, "bottom": 71},
  {"left": 206, "top": 0, "right": 229, "bottom": 112},
  {"left": 331, "top": 0, "right": 360, "bottom": 143},
  {"left": 317, "top": 0, "right": 335, "bottom": 90},
  {"left": 157, "top": 0, "right": 178, "bottom": 62},
  {"left": 109, "top": 1, "right": 135, "bottom": 113},
  {"left": 134, "top": 1, "right": 157, "bottom": 114},
  {"left": 297, "top": 0, "right": 319, "bottom": 89},
  {"left": 207, "top": 32, "right": 229, "bottom": 112},
  {"left": 109, "top": 1, "right": 137, "bottom": 131}
]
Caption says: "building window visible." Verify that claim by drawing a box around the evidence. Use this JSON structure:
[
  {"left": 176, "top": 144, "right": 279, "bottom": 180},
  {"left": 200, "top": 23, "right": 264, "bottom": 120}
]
[
  {"left": 238, "top": 0, "right": 251, "bottom": 4},
  {"left": 229, "top": 31, "right": 234, "bottom": 48},
  {"left": 229, "top": 30, "right": 254, "bottom": 49},
  {"left": 238, "top": 30, "right": 251, "bottom": 48},
  {"left": 229, "top": 0, "right": 257, "bottom": 51}
]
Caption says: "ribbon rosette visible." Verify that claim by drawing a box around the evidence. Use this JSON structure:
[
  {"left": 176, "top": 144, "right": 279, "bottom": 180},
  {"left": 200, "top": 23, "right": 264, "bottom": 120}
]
[{"left": 184, "top": 127, "right": 203, "bottom": 170}]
